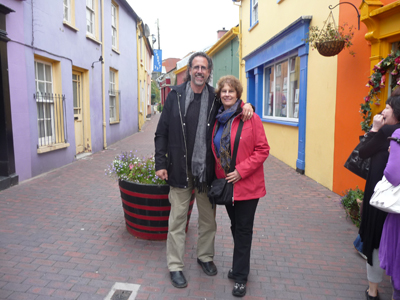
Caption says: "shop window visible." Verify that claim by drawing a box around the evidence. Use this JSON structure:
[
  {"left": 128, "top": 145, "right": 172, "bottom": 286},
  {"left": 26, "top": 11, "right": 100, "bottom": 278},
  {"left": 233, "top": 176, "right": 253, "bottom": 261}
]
[
  {"left": 263, "top": 56, "right": 300, "bottom": 120},
  {"left": 388, "top": 41, "right": 400, "bottom": 98}
]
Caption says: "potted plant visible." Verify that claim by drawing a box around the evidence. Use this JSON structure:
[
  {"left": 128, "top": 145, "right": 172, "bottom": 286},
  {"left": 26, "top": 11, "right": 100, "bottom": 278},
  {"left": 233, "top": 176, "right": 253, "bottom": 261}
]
[
  {"left": 341, "top": 187, "right": 364, "bottom": 227},
  {"left": 304, "top": 17, "right": 355, "bottom": 57},
  {"left": 106, "top": 151, "right": 194, "bottom": 240}
]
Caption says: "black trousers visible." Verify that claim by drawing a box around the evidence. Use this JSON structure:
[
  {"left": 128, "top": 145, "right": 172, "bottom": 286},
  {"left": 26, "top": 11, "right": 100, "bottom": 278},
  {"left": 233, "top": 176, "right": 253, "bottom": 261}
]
[{"left": 225, "top": 198, "right": 259, "bottom": 284}]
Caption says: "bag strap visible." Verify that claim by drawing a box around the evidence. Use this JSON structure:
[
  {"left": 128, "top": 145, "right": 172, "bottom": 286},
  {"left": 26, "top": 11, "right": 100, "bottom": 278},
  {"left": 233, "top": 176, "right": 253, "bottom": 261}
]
[{"left": 229, "top": 120, "right": 244, "bottom": 173}]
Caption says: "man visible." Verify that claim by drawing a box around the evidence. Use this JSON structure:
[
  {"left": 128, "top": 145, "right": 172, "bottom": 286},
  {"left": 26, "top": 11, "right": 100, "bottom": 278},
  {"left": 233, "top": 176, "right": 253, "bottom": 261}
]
[{"left": 154, "top": 52, "right": 253, "bottom": 288}]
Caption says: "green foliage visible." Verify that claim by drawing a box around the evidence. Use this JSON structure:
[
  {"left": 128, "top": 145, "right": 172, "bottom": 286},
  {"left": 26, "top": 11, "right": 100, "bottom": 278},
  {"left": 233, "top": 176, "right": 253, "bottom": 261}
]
[
  {"left": 303, "top": 22, "right": 355, "bottom": 56},
  {"left": 362, "top": 49, "right": 400, "bottom": 132},
  {"left": 151, "top": 81, "right": 160, "bottom": 105},
  {"left": 105, "top": 151, "right": 166, "bottom": 185},
  {"left": 341, "top": 187, "right": 364, "bottom": 227},
  {"left": 157, "top": 103, "right": 163, "bottom": 113}
]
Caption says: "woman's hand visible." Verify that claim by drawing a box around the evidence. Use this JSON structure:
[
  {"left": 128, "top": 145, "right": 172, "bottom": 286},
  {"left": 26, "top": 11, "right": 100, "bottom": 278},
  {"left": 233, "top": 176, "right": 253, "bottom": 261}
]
[
  {"left": 241, "top": 103, "right": 254, "bottom": 121},
  {"left": 226, "top": 169, "right": 242, "bottom": 184},
  {"left": 370, "top": 114, "right": 385, "bottom": 132}
]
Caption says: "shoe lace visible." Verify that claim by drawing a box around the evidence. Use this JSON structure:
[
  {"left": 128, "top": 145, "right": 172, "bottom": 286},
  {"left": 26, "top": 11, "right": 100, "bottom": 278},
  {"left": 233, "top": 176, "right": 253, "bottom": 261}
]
[{"left": 234, "top": 283, "right": 245, "bottom": 290}]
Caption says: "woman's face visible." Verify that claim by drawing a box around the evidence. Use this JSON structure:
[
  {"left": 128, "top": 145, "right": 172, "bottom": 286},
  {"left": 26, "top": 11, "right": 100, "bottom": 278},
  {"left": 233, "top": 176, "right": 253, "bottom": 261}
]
[
  {"left": 382, "top": 104, "right": 399, "bottom": 125},
  {"left": 220, "top": 83, "right": 238, "bottom": 110}
]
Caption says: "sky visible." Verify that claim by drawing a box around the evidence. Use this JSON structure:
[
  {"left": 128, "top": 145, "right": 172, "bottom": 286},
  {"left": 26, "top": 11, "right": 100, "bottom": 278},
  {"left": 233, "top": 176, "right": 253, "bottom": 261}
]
[{"left": 126, "top": 0, "right": 240, "bottom": 60}]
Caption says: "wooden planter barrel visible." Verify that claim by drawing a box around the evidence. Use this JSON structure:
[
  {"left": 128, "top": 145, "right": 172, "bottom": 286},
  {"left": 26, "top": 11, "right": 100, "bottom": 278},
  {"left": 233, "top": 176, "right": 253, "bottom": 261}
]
[{"left": 118, "top": 180, "right": 194, "bottom": 240}]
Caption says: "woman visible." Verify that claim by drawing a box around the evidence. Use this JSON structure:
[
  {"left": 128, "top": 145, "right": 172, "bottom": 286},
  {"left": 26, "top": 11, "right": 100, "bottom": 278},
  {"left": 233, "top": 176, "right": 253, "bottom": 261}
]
[
  {"left": 359, "top": 93, "right": 400, "bottom": 300},
  {"left": 211, "top": 75, "right": 270, "bottom": 297},
  {"left": 379, "top": 128, "right": 400, "bottom": 300}
]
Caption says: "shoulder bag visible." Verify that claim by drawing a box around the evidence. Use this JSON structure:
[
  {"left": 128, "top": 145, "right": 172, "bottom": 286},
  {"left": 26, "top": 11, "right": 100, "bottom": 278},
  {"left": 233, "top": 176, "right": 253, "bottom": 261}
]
[
  {"left": 344, "top": 135, "right": 370, "bottom": 180},
  {"left": 208, "top": 120, "right": 244, "bottom": 206},
  {"left": 369, "top": 175, "right": 400, "bottom": 214}
]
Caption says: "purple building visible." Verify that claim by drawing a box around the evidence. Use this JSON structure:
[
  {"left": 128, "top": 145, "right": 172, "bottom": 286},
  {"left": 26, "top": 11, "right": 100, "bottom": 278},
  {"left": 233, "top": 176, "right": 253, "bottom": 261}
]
[{"left": 0, "top": 0, "right": 141, "bottom": 189}]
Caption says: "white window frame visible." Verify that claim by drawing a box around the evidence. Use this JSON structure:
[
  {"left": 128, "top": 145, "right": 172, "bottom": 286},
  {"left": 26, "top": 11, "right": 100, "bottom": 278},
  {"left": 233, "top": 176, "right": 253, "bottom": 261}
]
[
  {"left": 109, "top": 70, "right": 117, "bottom": 122},
  {"left": 35, "top": 60, "right": 55, "bottom": 145},
  {"left": 111, "top": 3, "right": 118, "bottom": 49},
  {"left": 251, "top": 0, "right": 258, "bottom": 26},
  {"left": 63, "top": 0, "right": 71, "bottom": 22},
  {"left": 86, "top": 0, "right": 95, "bottom": 36},
  {"left": 263, "top": 56, "right": 300, "bottom": 121}
]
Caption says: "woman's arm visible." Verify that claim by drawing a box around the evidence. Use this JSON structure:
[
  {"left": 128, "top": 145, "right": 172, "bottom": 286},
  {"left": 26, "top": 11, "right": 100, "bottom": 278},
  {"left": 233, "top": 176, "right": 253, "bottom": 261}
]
[
  {"left": 234, "top": 114, "right": 270, "bottom": 180},
  {"left": 384, "top": 129, "right": 400, "bottom": 186}
]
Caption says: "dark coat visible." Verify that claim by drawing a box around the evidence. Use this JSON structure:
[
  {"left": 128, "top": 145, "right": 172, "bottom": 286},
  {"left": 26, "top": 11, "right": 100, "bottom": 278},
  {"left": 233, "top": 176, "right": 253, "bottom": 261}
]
[
  {"left": 359, "top": 123, "right": 400, "bottom": 265},
  {"left": 154, "top": 82, "right": 220, "bottom": 189}
]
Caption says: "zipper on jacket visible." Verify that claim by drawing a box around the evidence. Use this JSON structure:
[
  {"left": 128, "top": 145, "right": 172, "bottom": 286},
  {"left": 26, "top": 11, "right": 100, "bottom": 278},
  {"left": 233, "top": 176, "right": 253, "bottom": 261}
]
[
  {"left": 176, "top": 92, "right": 189, "bottom": 183},
  {"left": 207, "top": 96, "right": 217, "bottom": 127}
]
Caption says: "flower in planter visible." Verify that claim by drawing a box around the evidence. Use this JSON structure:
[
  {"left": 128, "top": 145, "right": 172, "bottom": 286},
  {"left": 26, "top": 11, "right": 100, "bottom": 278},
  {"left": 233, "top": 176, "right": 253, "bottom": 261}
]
[
  {"left": 341, "top": 187, "right": 364, "bottom": 228},
  {"left": 361, "top": 49, "right": 400, "bottom": 132},
  {"left": 303, "top": 21, "right": 355, "bottom": 56},
  {"left": 105, "top": 151, "right": 166, "bottom": 185}
]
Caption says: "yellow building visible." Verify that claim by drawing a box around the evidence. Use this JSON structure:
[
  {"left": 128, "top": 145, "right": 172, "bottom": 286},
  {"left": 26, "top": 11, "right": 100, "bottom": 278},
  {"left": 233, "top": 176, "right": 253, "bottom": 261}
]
[
  {"left": 239, "top": 0, "right": 340, "bottom": 190},
  {"left": 136, "top": 22, "right": 154, "bottom": 130}
]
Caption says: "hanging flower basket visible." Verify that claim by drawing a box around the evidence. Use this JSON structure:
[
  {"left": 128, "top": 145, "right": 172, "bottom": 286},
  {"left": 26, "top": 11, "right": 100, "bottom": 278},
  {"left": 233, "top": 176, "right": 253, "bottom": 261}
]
[
  {"left": 303, "top": 10, "right": 355, "bottom": 57},
  {"left": 316, "top": 40, "right": 345, "bottom": 57}
]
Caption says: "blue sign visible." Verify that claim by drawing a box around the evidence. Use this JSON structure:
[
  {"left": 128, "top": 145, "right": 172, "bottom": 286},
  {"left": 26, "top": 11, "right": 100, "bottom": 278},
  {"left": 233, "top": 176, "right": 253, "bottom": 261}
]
[{"left": 153, "top": 49, "right": 162, "bottom": 72}]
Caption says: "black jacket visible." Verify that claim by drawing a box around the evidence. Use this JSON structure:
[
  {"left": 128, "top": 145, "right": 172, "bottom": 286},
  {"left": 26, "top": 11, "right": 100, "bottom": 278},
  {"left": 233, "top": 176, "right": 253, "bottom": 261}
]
[
  {"left": 358, "top": 123, "right": 400, "bottom": 265},
  {"left": 154, "top": 82, "right": 220, "bottom": 189}
]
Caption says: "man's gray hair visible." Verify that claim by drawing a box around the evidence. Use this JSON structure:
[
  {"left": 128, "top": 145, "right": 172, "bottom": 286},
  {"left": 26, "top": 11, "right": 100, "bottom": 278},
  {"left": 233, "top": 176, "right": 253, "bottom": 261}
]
[{"left": 184, "top": 52, "right": 213, "bottom": 84}]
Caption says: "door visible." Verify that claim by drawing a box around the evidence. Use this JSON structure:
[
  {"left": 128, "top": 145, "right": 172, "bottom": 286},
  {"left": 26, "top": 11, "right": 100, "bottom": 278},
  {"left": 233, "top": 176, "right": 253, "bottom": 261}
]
[{"left": 73, "top": 71, "right": 84, "bottom": 154}]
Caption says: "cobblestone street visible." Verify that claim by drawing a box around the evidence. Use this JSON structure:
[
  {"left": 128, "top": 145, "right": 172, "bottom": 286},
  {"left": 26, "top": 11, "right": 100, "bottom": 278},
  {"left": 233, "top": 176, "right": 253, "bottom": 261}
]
[{"left": 0, "top": 114, "right": 393, "bottom": 300}]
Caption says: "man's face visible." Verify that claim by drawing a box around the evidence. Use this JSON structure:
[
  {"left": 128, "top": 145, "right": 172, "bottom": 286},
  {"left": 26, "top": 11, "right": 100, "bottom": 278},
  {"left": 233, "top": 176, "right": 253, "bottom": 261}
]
[{"left": 190, "top": 56, "right": 210, "bottom": 88}]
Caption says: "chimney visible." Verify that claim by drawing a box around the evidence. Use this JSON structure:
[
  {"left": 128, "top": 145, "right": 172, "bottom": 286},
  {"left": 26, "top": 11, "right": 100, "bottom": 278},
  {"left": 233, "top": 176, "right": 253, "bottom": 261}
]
[{"left": 217, "top": 27, "right": 228, "bottom": 39}]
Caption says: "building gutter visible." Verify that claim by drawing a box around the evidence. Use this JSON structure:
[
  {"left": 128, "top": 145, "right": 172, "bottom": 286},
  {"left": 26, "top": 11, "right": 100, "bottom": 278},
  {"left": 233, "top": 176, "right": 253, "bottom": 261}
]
[{"left": 101, "top": 0, "right": 107, "bottom": 149}]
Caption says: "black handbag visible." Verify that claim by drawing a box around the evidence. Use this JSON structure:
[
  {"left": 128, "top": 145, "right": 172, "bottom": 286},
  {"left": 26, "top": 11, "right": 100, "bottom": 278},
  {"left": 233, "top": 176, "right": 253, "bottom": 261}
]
[
  {"left": 344, "top": 135, "right": 370, "bottom": 180},
  {"left": 208, "top": 120, "right": 243, "bottom": 206}
]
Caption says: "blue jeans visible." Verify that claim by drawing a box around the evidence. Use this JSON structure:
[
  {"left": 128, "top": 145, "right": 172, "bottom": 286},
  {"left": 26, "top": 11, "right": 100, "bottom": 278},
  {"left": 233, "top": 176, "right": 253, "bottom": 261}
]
[{"left": 353, "top": 234, "right": 363, "bottom": 252}]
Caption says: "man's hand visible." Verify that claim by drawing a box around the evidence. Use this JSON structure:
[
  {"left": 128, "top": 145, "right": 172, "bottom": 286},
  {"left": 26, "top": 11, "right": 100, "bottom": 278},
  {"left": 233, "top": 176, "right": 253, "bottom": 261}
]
[
  {"left": 241, "top": 103, "right": 254, "bottom": 121},
  {"left": 156, "top": 169, "right": 168, "bottom": 181}
]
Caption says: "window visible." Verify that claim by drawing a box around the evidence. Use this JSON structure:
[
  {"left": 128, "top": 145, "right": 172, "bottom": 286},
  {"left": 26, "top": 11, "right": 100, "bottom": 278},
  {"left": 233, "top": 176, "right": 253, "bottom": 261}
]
[
  {"left": 388, "top": 41, "right": 400, "bottom": 98},
  {"left": 86, "top": 0, "right": 95, "bottom": 36},
  {"left": 111, "top": 2, "right": 118, "bottom": 49},
  {"left": 251, "top": 0, "right": 258, "bottom": 27},
  {"left": 35, "top": 61, "right": 54, "bottom": 145},
  {"left": 63, "top": 0, "right": 70, "bottom": 22},
  {"left": 109, "top": 69, "right": 120, "bottom": 123},
  {"left": 263, "top": 56, "right": 300, "bottom": 120}
]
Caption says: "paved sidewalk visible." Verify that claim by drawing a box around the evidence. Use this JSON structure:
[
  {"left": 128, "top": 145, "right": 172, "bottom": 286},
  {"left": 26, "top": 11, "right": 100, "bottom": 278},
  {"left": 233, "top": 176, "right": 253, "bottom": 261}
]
[{"left": 0, "top": 114, "right": 392, "bottom": 300}]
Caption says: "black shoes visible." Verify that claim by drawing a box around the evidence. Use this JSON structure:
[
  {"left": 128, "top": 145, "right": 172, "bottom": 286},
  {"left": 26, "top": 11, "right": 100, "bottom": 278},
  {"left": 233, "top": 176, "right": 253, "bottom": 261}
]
[
  {"left": 197, "top": 258, "right": 218, "bottom": 276},
  {"left": 232, "top": 282, "right": 246, "bottom": 297},
  {"left": 170, "top": 271, "right": 187, "bottom": 288},
  {"left": 228, "top": 269, "right": 235, "bottom": 279},
  {"left": 365, "top": 288, "right": 380, "bottom": 300}
]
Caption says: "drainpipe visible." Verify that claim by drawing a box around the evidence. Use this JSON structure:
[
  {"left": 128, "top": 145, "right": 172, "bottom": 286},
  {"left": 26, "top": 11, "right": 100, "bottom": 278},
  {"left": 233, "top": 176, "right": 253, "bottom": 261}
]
[
  {"left": 237, "top": 2, "right": 243, "bottom": 84},
  {"left": 136, "top": 20, "right": 142, "bottom": 130},
  {"left": 101, "top": 0, "right": 107, "bottom": 149}
]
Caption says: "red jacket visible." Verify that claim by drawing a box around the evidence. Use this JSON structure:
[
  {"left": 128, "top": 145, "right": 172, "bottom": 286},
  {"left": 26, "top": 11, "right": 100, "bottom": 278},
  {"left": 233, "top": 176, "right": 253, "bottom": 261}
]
[{"left": 211, "top": 107, "right": 270, "bottom": 202}]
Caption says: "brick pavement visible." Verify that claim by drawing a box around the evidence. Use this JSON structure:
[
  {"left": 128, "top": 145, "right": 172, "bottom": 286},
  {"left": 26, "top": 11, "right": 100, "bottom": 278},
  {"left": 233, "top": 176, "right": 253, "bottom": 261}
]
[{"left": 0, "top": 113, "right": 393, "bottom": 300}]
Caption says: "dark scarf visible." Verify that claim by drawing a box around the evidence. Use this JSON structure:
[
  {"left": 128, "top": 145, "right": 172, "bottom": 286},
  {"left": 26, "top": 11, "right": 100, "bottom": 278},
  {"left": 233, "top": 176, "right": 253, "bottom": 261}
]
[
  {"left": 185, "top": 82, "right": 209, "bottom": 192},
  {"left": 215, "top": 100, "right": 241, "bottom": 174}
]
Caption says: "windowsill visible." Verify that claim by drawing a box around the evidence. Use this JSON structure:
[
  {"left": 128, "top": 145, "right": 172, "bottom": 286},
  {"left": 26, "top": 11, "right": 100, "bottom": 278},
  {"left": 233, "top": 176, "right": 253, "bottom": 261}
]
[
  {"left": 248, "top": 21, "right": 259, "bottom": 32},
  {"left": 37, "top": 142, "right": 70, "bottom": 154},
  {"left": 63, "top": 21, "right": 79, "bottom": 32},
  {"left": 112, "top": 47, "right": 120, "bottom": 55},
  {"left": 86, "top": 34, "right": 102, "bottom": 45},
  {"left": 261, "top": 118, "right": 299, "bottom": 127},
  {"left": 110, "top": 120, "right": 120, "bottom": 125}
]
